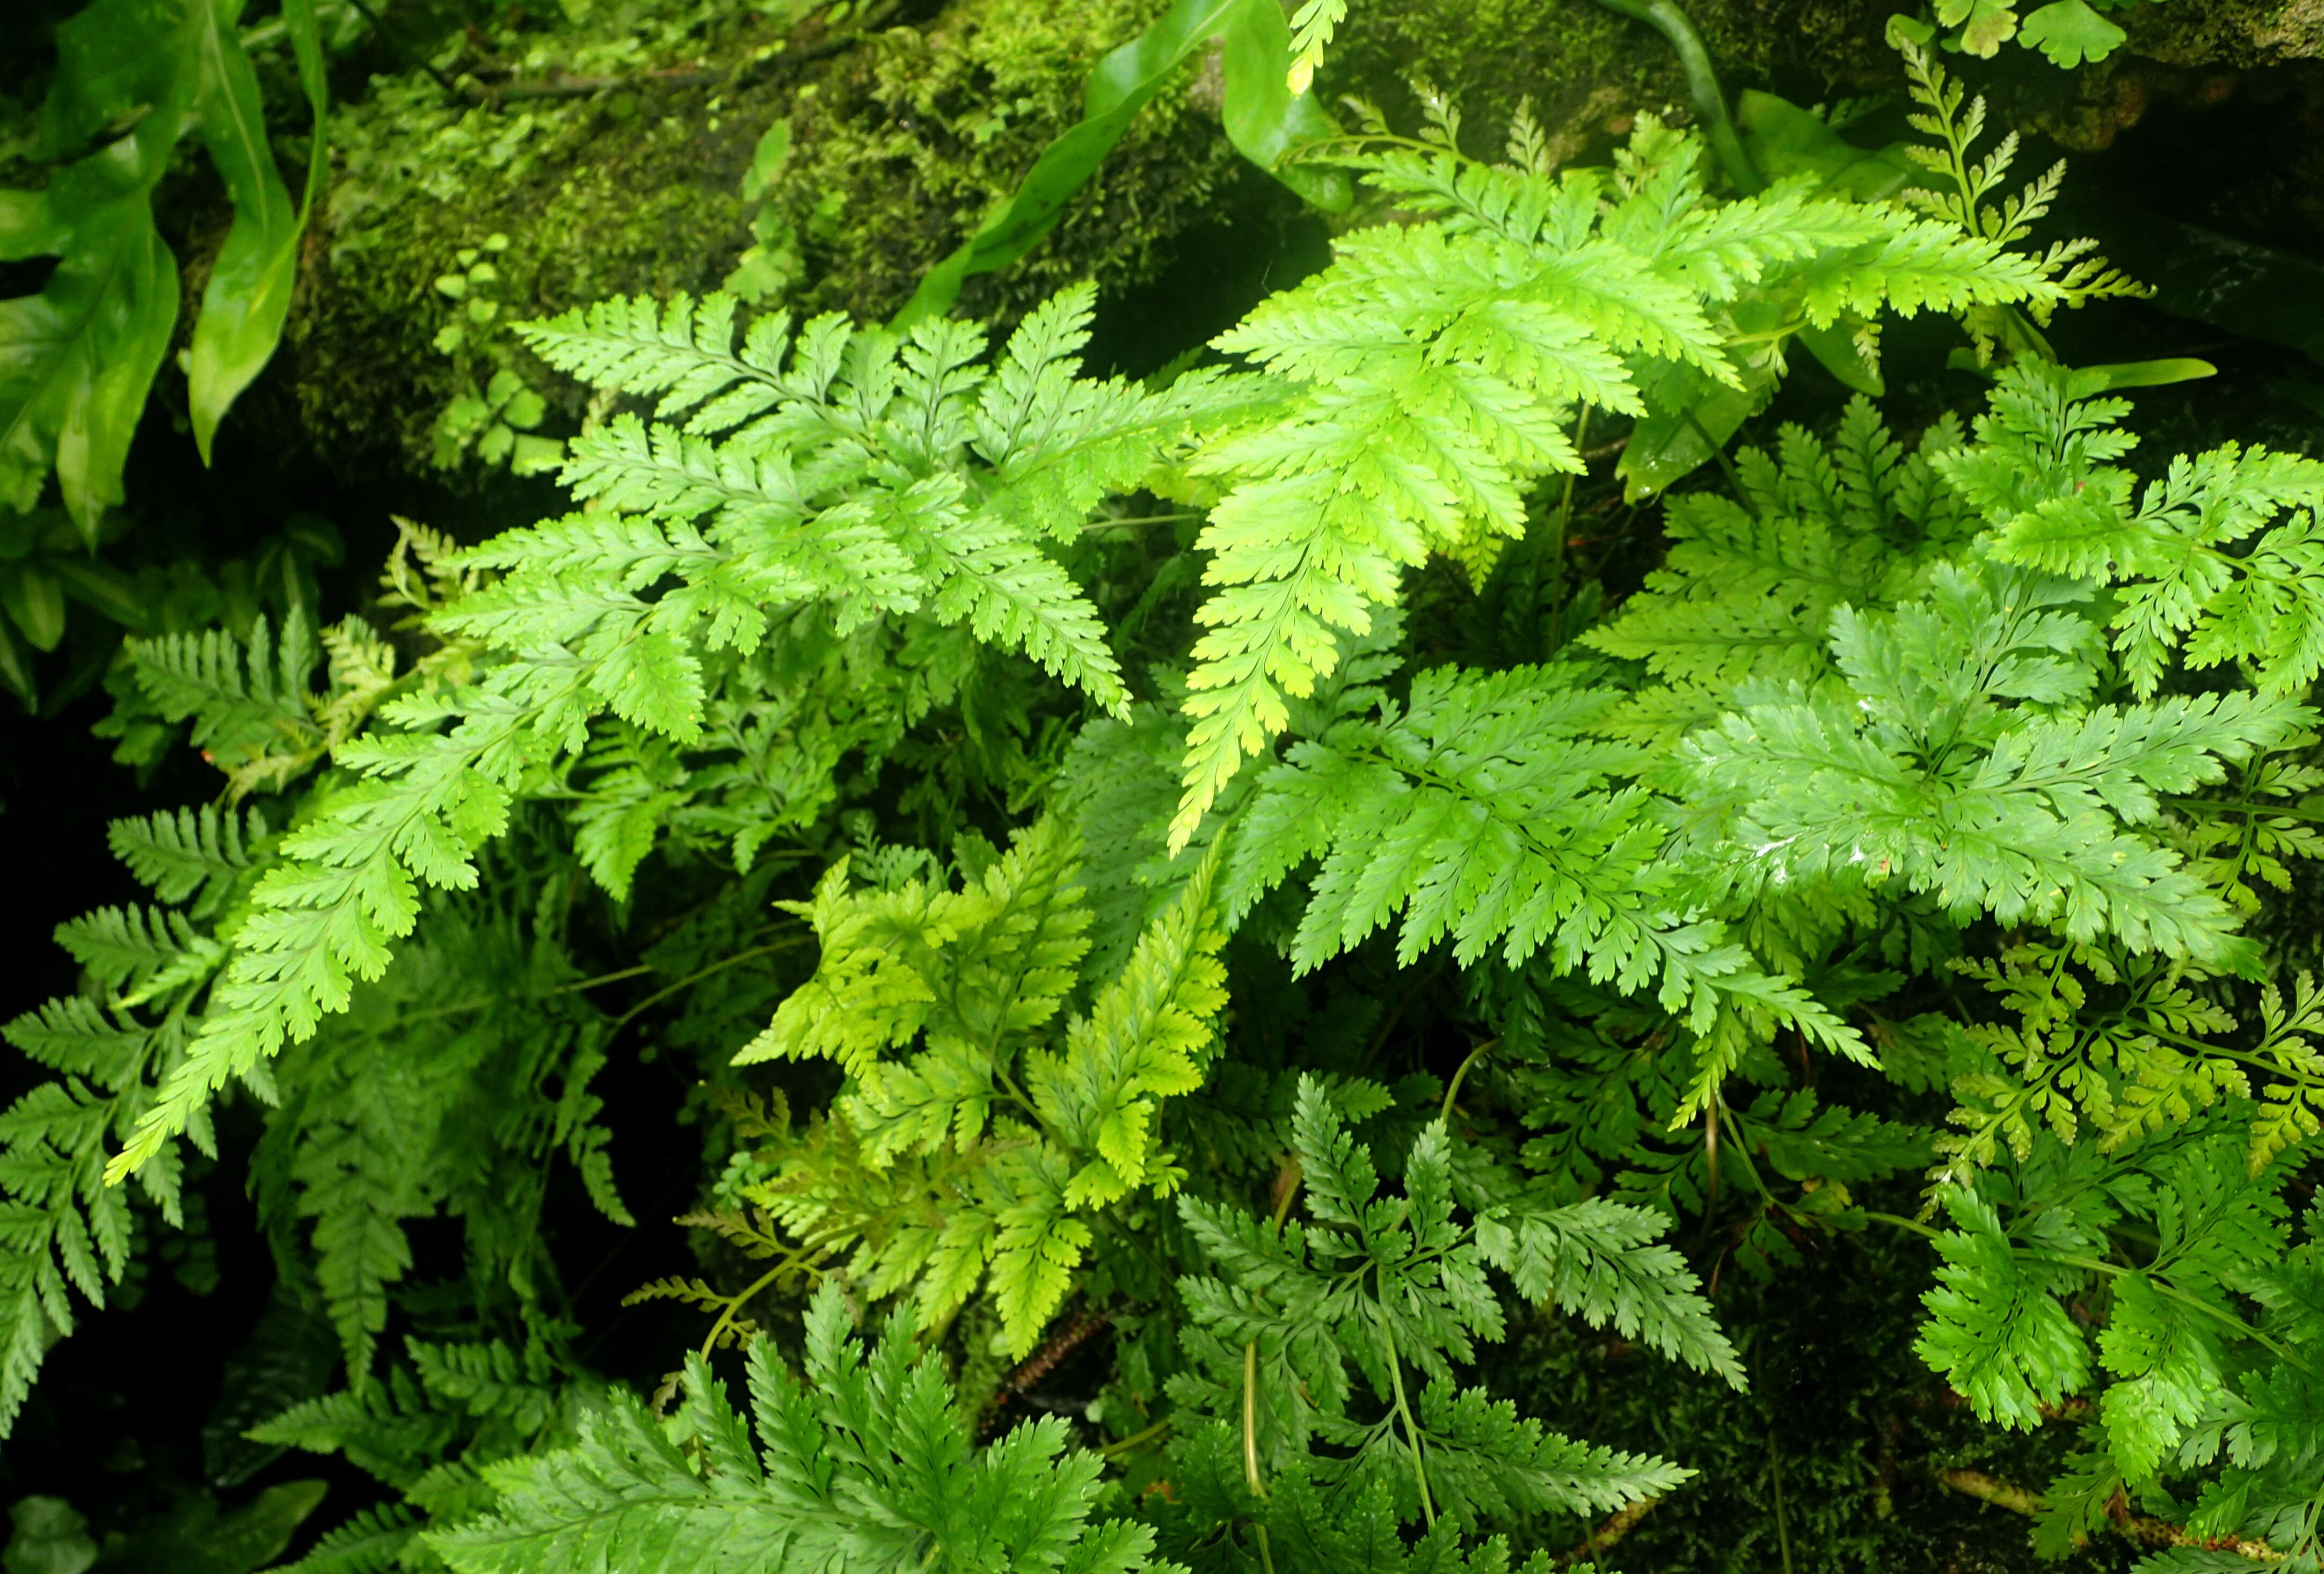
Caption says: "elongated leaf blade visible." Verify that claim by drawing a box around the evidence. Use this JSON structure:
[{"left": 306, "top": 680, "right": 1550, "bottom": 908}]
[
  {"left": 897, "top": 0, "right": 1346, "bottom": 326},
  {"left": 187, "top": 0, "right": 325, "bottom": 461}
]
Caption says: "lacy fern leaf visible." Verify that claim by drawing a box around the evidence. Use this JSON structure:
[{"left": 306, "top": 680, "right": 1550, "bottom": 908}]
[
  {"left": 732, "top": 825, "right": 1226, "bottom": 1356},
  {"left": 427, "top": 1281, "right": 1169, "bottom": 1574},
  {"left": 1170, "top": 116, "right": 2050, "bottom": 844}
]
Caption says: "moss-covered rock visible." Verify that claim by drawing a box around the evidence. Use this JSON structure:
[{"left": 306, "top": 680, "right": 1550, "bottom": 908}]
[
  {"left": 768, "top": 0, "right": 1242, "bottom": 320},
  {"left": 1322, "top": 0, "right": 1888, "bottom": 159},
  {"left": 273, "top": 0, "right": 2324, "bottom": 483},
  {"left": 286, "top": 0, "right": 1242, "bottom": 478}
]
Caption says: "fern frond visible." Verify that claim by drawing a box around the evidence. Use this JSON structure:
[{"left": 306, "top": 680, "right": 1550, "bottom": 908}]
[
  {"left": 756, "top": 818, "right": 1089, "bottom": 1133},
  {"left": 972, "top": 283, "right": 1240, "bottom": 544},
  {"left": 1169, "top": 116, "right": 2044, "bottom": 844},
  {"left": 106, "top": 706, "right": 524, "bottom": 1179},
  {"left": 293, "top": 1127, "right": 424, "bottom": 1377},
  {"left": 0, "top": 1080, "right": 139, "bottom": 1431},
  {"left": 514, "top": 290, "right": 791, "bottom": 429},
  {"left": 910, "top": 491, "right": 1131, "bottom": 713},
  {"left": 1585, "top": 398, "right": 1967, "bottom": 697},
  {"left": 55, "top": 904, "right": 222, "bottom": 997},
  {"left": 1475, "top": 1197, "right": 1746, "bottom": 1389},
  {"left": 410, "top": 1340, "right": 560, "bottom": 1432},
  {"left": 620, "top": 1276, "right": 732, "bottom": 1313},
  {"left": 1284, "top": 0, "right": 1346, "bottom": 94},
  {"left": 1914, "top": 1187, "right": 2092, "bottom": 1429},
  {"left": 275, "top": 1504, "right": 421, "bottom": 1573},
  {"left": 126, "top": 609, "right": 324, "bottom": 795},
  {"left": 1414, "top": 1380, "right": 1691, "bottom": 1527},
  {"left": 1972, "top": 380, "right": 2324, "bottom": 698},
  {"left": 1226, "top": 662, "right": 1853, "bottom": 1064},
  {"left": 1794, "top": 214, "right": 2056, "bottom": 324},
  {"left": 1031, "top": 843, "right": 1228, "bottom": 1207},
  {"left": 1671, "top": 562, "right": 2300, "bottom": 967},
  {"left": 3, "top": 998, "right": 146, "bottom": 1086},
  {"left": 106, "top": 804, "right": 267, "bottom": 913},
  {"left": 428, "top": 1286, "right": 1160, "bottom": 1573},
  {"left": 431, "top": 1387, "right": 780, "bottom": 1573}
]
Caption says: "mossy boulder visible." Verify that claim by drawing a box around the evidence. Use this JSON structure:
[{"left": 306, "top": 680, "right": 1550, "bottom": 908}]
[
  {"left": 272, "top": 0, "right": 2324, "bottom": 483},
  {"left": 286, "top": 0, "right": 1241, "bottom": 478}
]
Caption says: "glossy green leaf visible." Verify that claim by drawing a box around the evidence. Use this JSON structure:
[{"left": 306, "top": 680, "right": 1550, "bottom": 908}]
[
  {"left": 0, "top": 194, "right": 67, "bottom": 261},
  {"left": 44, "top": 552, "right": 149, "bottom": 629},
  {"left": 0, "top": 613, "right": 34, "bottom": 711},
  {"left": 0, "top": 564, "right": 67, "bottom": 652},
  {"left": 1618, "top": 354, "right": 1777, "bottom": 502},
  {"left": 897, "top": 0, "right": 1347, "bottom": 325},
  {"left": 0, "top": 199, "right": 183, "bottom": 541},
  {"left": 1620, "top": 377, "right": 1759, "bottom": 501},
  {"left": 90, "top": 1481, "right": 327, "bottom": 1574},
  {"left": 186, "top": 0, "right": 327, "bottom": 463},
  {"left": 1736, "top": 91, "right": 1911, "bottom": 202},
  {"left": 3, "top": 1496, "right": 97, "bottom": 1574},
  {"left": 32, "top": 0, "right": 190, "bottom": 162},
  {"left": 1219, "top": 0, "right": 1351, "bottom": 212},
  {"left": 2, "top": 0, "right": 200, "bottom": 541},
  {"left": 2082, "top": 358, "right": 2216, "bottom": 391}
]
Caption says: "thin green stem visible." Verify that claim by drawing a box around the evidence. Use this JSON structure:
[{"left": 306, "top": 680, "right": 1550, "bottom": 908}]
[
  {"left": 1438, "top": 1038, "right": 1497, "bottom": 1127},
  {"left": 1585, "top": 0, "right": 1760, "bottom": 194},
  {"left": 1701, "top": 1096, "right": 1722, "bottom": 1228},
  {"left": 2035, "top": 1253, "right": 2306, "bottom": 1367},
  {"left": 1770, "top": 1432, "right": 1795, "bottom": 1574},
  {"left": 2163, "top": 795, "right": 2324, "bottom": 824},
  {"left": 1723, "top": 320, "right": 1811, "bottom": 346},
  {"left": 1378, "top": 1313, "right": 1437, "bottom": 1528},
  {"left": 1546, "top": 404, "right": 1593, "bottom": 591},
  {"left": 1868, "top": 1213, "right": 2308, "bottom": 1369},
  {"left": 608, "top": 934, "right": 810, "bottom": 1036},
  {"left": 1270, "top": 1164, "right": 1303, "bottom": 1236},
  {"left": 993, "top": 1062, "right": 1045, "bottom": 1126},
  {"left": 1096, "top": 1417, "right": 1172, "bottom": 1458},
  {"left": 1082, "top": 512, "right": 1202, "bottom": 533},
  {"left": 256, "top": 958, "right": 663, "bottom": 1031},
  {"left": 698, "top": 1237, "right": 829, "bottom": 1357},
  {"left": 1685, "top": 407, "right": 1751, "bottom": 499},
  {"left": 2131, "top": 1021, "right": 2324, "bottom": 1092},
  {"left": 1715, "top": 1103, "right": 1804, "bottom": 1233},
  {"left": 1243, "top": 1339, "right": 1267, "bottom": 1498},
  {"left": 565, "top": 961, "right": 657, "bottom": 993}
]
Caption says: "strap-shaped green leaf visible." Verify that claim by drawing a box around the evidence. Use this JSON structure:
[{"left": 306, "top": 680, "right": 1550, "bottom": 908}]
[
  {"left": 895, "top": 0, "right": 1349, "bottom": 327},
  {"left": 187, "top": 0, "right": 328, "bottom": 462},
  {"left": 2, "top": 0, "right": 201, "bottom": 537},
  {"left": 2, "top": 0, "right": 326, "bottom": 531},
  {"left": 0, "top": 198, "right": 181, "bottom": 542}
]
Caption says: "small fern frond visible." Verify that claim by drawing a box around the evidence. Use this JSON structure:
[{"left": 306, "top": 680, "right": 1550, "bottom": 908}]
[{"left": 106, "top": 804, "right": 268, "bottom": 913}]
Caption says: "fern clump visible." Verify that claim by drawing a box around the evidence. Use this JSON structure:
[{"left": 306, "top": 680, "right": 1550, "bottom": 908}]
[
  {"left": 426, "top": 1282, "right": 1164, "bottom": 1574},
  {"left": 701, "top": 820, "right": 1227, "bottom": 1358},
  {"left": 10, "top": 29, "right": 2324, "bottom": 1574},
  {"left": 1168, "top": 107, "right": 2054, "bottom": 844}
]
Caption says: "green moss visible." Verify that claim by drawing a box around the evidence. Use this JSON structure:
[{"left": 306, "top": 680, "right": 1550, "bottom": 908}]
[
  {"left": 1323, "top": 0, "right": 1667, "bottom": 157},
  {"left": 286, "top": 0, "right": 1242, "bottom": 476},
  {"left": 769, "top": 0, "right": 1241, "bottom": 323},
  {"left": 281, "top": 0, "right": 2004, "bottom": 480},
  {"left": 292, "top": 23, "right": 791, "bottom": 472},
  {"left": 1317, "top": 0, "right": 1913, "bottom": 170}
]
